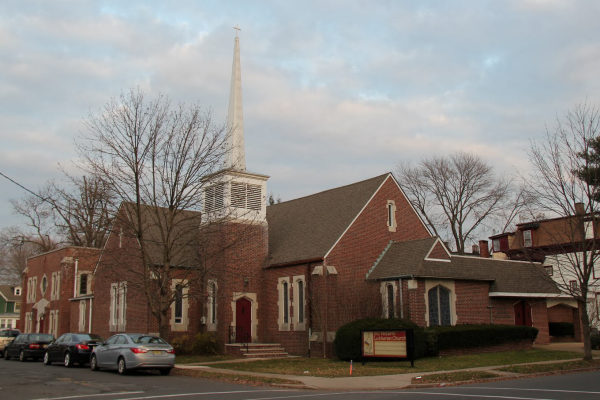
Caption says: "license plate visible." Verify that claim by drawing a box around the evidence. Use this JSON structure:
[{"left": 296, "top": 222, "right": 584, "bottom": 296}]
[{"left": 152, "top": 350, "right": 162, "bottom": 355}]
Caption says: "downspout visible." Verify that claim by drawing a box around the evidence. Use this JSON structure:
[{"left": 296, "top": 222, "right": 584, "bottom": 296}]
[
  {"left": 88, "top": 298, "right": 93, "bottom": 334},
  {"left": 73, "top": 258, "right": 79, "bottom": 298}
]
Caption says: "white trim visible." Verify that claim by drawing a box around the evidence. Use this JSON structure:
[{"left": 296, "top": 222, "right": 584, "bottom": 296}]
[
  {"left": 381, "top": 281, "right": 398, "bottom": 318},
  {"left": 293, "top": 275, "right": 306, "bottom": 331},
  {"left": 277, "top": 277, "right": 291, "bottom": 331},
  {"left": 170, "top": 279, "right": 189, "bottom": 331},
  {"left": 425, "top": 280, "right": 456, "bottom": 326},
  {"left": 207, "top": 279, "right": 218, "bottom": 332},
  {"left": 424, "top": 238, "right": 452, "bottom": 260},
  {"left": 489, "top": 292, "right": 561, "bottom": 298},
  {"left": 230, "top": 292, "right": 258, "bottom": 343}
]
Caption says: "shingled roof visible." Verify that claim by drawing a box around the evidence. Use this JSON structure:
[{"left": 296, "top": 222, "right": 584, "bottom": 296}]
[
  {"left": 0, "top": 285, "right": 20, "bottom": 302},
  {"left": 119, "top": 203, "right": 202, "bottom": 268},
  {"left": 367, "top": 238, "right": 560, "bottom": 296},
  {"left": 266, "top": 173, "right": 390, "bottom": 266}
]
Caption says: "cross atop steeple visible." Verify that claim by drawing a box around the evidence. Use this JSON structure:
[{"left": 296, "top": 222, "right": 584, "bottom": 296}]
[{"left": 234, "top": 24, "right": 241, "bottom": 37}]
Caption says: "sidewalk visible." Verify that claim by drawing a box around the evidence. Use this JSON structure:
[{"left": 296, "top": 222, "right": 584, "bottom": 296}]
[{"left": 175, "top": 342, "right": 599, "bottom": 390}]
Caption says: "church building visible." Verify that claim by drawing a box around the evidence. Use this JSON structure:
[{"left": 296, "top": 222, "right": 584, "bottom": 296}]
[{"left": 21, "top": 32, "right": 561, "bottom": 357}]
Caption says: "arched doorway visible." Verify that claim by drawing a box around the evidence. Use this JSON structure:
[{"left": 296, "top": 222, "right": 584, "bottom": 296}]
[{"left": 235, "top": 298, "right": 252, "bottom": 343}]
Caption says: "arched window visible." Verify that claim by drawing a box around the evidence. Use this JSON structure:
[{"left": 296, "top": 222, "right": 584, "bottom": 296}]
[
  {"left": 210, "top": 281, "right": 217, "bottom": 324},
  {"left": 428, "top": 285, "right": 451, "bottom": 326},
  {"left": 298, "top": 280, "right": 304, "bottom": 323},
  {"left": 283, "top": 281, "right": 289, "bottom": 324}
]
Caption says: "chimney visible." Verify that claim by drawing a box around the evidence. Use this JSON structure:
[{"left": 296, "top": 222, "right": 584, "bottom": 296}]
[
  {"left": 472, "top": 244, "right": 479, "bottom": 254},
  {"left": 575, "top": 202, "right": 585, "bottom": 215},
  {"left": 479, "top": 240, "right": 490, "bottom": 258}
]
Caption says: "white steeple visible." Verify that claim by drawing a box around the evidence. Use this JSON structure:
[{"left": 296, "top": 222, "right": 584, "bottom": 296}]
[{"left": 226, "top": 25, "right": 246, "bottom": 171}]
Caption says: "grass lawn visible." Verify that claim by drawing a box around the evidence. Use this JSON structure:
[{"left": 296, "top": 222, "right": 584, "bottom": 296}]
[
  {"left": 411, "top": 371, "right": 500, "bottom": 384},
  {"left": 497, "top": 359, "right": 600, "bottom": 374},
  {"left": 190, "top": 349, "right": 581, "bottom": 378},
  {"left": 176, "top": 354, "right": 236, "bottom": 364}
]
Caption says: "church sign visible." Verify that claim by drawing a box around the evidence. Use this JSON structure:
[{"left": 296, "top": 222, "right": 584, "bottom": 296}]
[{"left": 361, "top": 329, "right": 415, "bottom": 366}]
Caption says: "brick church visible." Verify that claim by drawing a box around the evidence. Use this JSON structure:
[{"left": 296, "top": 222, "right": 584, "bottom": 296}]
[{"left": 21, "top": 34, "right": 560, "bottom": 357}]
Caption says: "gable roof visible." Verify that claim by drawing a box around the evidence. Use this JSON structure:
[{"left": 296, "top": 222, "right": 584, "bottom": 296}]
[
  {"left": 266, "top": 173, "right": 390, "bottom": 266},
  {"left": 367, "top": 238, "right": 560, "bottom": 295},
  {"left": 117, "top": 202, "right": 202, "bottom": 268},
  {"left": 0, "top": 285, "right": 20, "bottom": 302}
]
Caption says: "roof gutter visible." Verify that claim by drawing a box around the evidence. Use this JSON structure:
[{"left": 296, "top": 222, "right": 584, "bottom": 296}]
[{"left": 267, "top": 257, "right": 324, "bottom": 269}]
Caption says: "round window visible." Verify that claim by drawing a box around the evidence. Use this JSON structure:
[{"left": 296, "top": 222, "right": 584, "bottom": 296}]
[{"left": 41, "top": 276, "right": 48, "bottom": 295}]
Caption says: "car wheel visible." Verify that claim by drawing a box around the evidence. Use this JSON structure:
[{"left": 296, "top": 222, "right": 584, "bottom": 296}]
[
  {"left": 19, "top": 350, "right": 26, "bottom": 362},
  {"left": 90, "top": 355, "right": 99, "bottom": 371},
  {"left": 159, "top": 368, "right": 171, "bottom": 376},
  {"left": 117, "top": 357, "right": 127, "bottom": 375},
  {"left": 43, "top": 352, "right": 51, "bottom": 365},
  {"left": 64, "top": 352, "right": 74, "bottom": 368}
]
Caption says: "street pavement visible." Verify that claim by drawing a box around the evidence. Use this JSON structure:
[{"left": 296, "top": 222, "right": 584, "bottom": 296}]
[{"left": 175, "top": 342, "right": 600, "bottom": 390}]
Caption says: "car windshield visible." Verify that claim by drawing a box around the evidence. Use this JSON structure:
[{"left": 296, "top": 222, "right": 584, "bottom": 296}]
[
  {"left": 129, "top": 335, "right": 167, "bottom": 344},
  {"left": 74, "top": 334, "right": 102, "bottom": 342},
  {"left": 29, "top": 334, "right": 53, "bottom": 342}
]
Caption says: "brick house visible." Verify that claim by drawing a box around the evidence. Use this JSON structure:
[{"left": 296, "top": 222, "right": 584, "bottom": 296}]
[
  {"left": 490, "top": 205, "right": 600, "bottom": 340},
  {"left": 20, "top": 247, "right": 100, "bottom": 337}
]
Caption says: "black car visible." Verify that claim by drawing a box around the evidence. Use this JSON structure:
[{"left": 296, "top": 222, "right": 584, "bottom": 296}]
[
  {"left": 4, "top": 333, "right": 54, "bottom": 362},
  {"left": 43, "top": 333, "right": 103, "bottom": 367}
]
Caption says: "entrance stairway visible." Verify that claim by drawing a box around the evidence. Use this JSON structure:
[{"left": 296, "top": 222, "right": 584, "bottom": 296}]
[{"left": 225, "top": 343, "right": 288, "bottom": 358}]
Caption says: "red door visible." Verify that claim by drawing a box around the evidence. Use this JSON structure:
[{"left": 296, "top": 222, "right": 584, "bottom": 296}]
[
  {"left": 514, "top": 300, "right": 533, "bottom": 326},
  {"left": 235, "top": 298, "right": 252, "bottom": 343}
]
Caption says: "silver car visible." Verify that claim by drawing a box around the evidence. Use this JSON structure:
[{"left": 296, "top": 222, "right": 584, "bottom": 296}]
[{"left": 90, "top": 333, "right": 175, "bottom": 375}]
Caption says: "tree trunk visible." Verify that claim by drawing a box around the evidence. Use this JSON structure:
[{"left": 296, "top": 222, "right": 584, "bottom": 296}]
[{"left": 579, "top": 300, "right": 593, "bottom": 360}]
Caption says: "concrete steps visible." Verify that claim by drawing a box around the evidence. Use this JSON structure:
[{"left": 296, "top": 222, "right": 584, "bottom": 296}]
[{"left": 225, "top": 343, "right": 289, "bottom": 358}]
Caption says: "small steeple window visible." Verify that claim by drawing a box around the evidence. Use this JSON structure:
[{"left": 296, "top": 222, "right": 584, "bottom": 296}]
[
  {"left": 232, "top": 182, "right": 262, "bottom": 210},
  {"left": 205, "top": 183, "right": 225, "bottom": 213}
]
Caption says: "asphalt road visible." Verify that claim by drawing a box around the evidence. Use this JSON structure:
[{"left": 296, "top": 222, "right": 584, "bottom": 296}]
[{"left": 1, "top": 356, "right": 600, "bottom": 400}]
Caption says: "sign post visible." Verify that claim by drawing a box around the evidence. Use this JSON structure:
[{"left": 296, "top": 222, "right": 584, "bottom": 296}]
[{"left": 361, "top": 329, "right": 415, "bottom": 367}]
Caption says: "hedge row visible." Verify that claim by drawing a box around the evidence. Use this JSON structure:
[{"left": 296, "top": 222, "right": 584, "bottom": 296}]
[
  {"left": 425, "top": 324, "right": 538, "bottom": 351},
  {"left": 592, "top": 335, "right": 600, "bottom": 350},
  {"left": 334, "top": 319, "right": 539, "bottom": 360}
]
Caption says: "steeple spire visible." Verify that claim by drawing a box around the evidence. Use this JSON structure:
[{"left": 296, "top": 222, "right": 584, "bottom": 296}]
[{"left": 226, "top": 26, "right": 246, "bottom": 171}]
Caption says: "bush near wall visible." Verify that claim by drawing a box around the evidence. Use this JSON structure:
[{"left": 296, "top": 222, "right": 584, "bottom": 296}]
[
  {"left": 170, "top": 333, "right": 220, "bottom": 355},
  {"left": 549, "top": 322, "right": 575, "bottom": 337},
  {"left": 427, "top": 324, "right": 538, "bottom": 353},
  {"left": 334, "top": 318, "right": 427, "bottom": 361},
  {"left": 591, "top": 335, "right": 600, "bottom": 350}
]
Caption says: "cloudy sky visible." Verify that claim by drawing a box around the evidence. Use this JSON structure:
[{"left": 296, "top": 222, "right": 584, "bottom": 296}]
[{"left": 1, "top": 0, "right": 600, "bottom": 231}]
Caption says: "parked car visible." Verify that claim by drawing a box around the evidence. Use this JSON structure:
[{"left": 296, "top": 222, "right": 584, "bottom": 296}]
[
  {"left": 91, "top": 333, "right": 175, "bottom": 375},
  {"left": 43, "top": 333, "right": 103, "bottom": 367},
  {"left": 0, "top": 329, "right": 20, "bottom": 357},
  {"left": 4, "top": 333, "right": 54, "bottom": 362}
]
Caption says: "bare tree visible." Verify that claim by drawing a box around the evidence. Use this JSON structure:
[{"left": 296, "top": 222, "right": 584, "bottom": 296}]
[
  {"left": 396, "top": 152, "right": 515, "bottom": 254},
  {"left": 45, "top": 173, "right": 115, "bottom": 248},
  {"left": 10, "top": 195, "right": 58, "bottom": 253},
  {"left": 525, "top": 101, "right": 600, "bottom": 360},
  {"left": 0, "top": 227, "right": 42, "bottom": 284},
  {"left": 75, "top": 88, "right": 233, "bottom": 339}
]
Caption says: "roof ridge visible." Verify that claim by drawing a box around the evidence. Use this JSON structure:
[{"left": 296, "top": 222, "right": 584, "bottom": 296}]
[
  {"left": 268, "top": 173, "right": 390, "bottom": 207},
  {"left": 366, "top": 240, "right": 395, "bottom": 279}
]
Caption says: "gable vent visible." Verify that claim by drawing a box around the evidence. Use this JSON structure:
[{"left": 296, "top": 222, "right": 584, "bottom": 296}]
[
  {"left": 205, "top": 183, "right": 225, "bottom": 213},
  {"left": 231, "top": 182, "right": 262, "bottom": 210}
]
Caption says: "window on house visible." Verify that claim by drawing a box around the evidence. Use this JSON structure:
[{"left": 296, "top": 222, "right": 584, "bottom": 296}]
[
  {"left": 387, "top": 284, "right": 395, "bottom": 319},
  {"left": 41, "top": 276, "right": 48, "bottom": 295},
  {"left": 174, "top": 284, "right": 183, "bottom": 324},
  {"left": 14, "top": 287, "right": 21, "bottom": 296},
  {"left": 79, "top": 274, "right": 89, "bottom": 295},
  {"left": 79, "top": 301, "right": 86, "bottom": 332},
  {"left": 545, "top": 266, "right": 554, "bottom": 276},
  {"left": 298, "top": 280, "right": 304, "bottom": 324},
  {"left": 278, "top": 277, "right": 290, "bottom": 330},
  {"left": 493, "top": 239, "right": 501, "bottom": 252},
  {"left": 387, "top": 201, "right": 396, "bottom": 231},
  {"left": 428, "top": 285, "right": 451, "bottom": 326},
  {"left": 283, "top": 281, "right": 289, "bottom": 324},
  {"left": 14, "top": 302, "right": 20, "bottom": 312},
  {"left": 570, "top": 280, "right": 580, "bottom": 293},
  {"left": 110, "top": 282, "right": 127, "bottom": 331},
  {"left": 523, "top": 230, "right": 533, "bottom": 247}
]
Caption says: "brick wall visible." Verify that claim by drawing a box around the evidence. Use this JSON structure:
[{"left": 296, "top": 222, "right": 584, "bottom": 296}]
[
  {"left": 548, "top": 304, "right": 575, "bottom": 323},
  {"left": 455, "top": 281, "right": 492, "bottom": 324}
]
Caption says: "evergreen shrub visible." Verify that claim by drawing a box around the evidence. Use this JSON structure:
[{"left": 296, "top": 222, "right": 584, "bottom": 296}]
[{"left": 427, "top": 324, "right": 538, "bottom": 351}]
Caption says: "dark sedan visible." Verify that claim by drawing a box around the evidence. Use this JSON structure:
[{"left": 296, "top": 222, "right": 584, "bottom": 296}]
[
  {"left": 43, "top": 333, "right": 103, "bottom": 367},
  {"left": 4, "top": 333, "right": 54, "bottom": 362}
]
